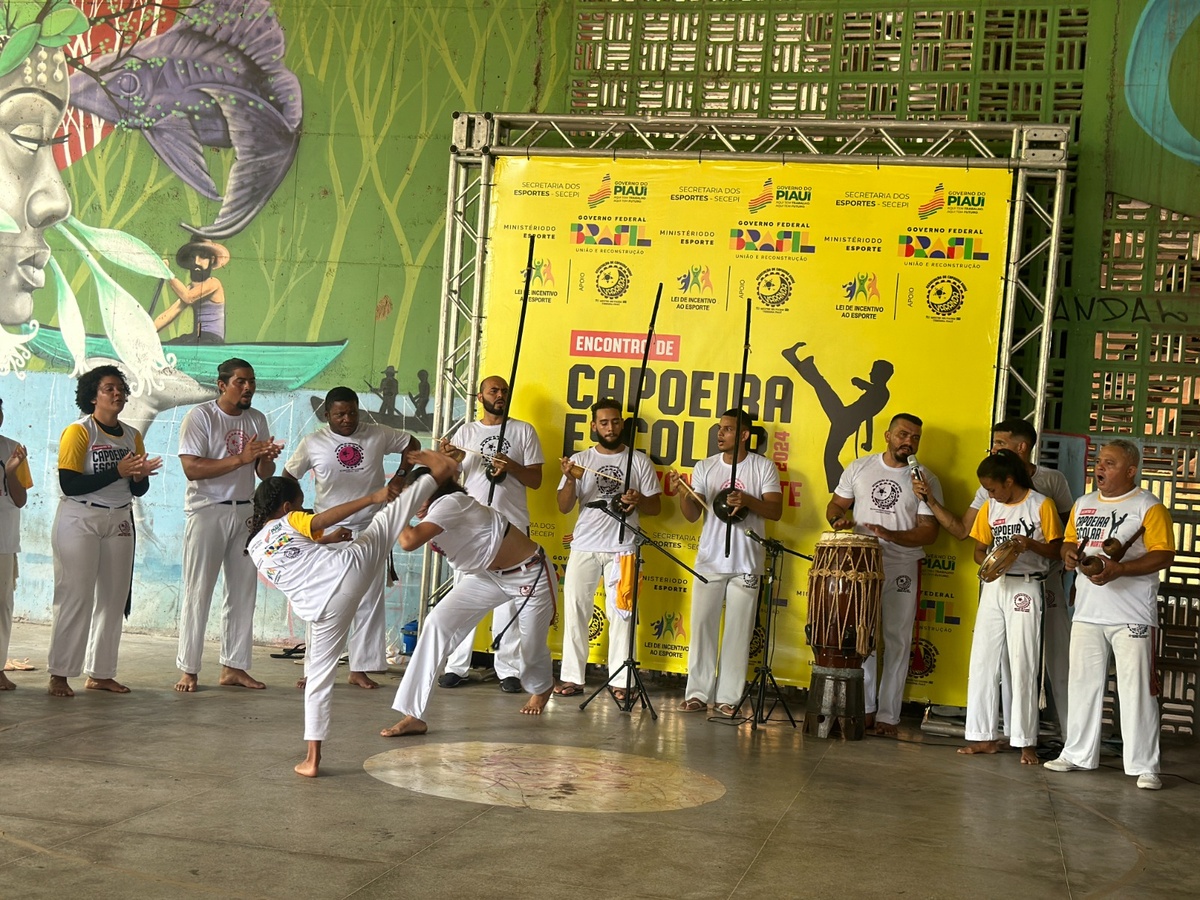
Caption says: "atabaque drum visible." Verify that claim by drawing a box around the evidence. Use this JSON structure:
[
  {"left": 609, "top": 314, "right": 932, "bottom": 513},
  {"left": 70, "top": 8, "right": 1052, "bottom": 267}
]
[{"left": 805, "top": 531, "right": 883, "bottom": 668}]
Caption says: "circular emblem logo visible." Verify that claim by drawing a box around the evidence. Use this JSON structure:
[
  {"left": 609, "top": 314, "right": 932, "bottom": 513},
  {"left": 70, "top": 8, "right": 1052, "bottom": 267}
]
[
  {"left": 336, "top": 442, "right": 365, "bottom": 469},
  {"left": 595, "top": 261, "right": 632, "bottom": 300},
  {"left": 870, "top": 479, "right": 901, "bottom": 510},
  {"left": 596, "top": 464, "right": 624, "bottom": 497},
  {"left": 284, "top": 546, "right": 302, "bottom": 559},
  {"left": 225, "top": 429, "right": 251, "bottom": 456},
  {"left": 895, "top": 574, "right": 912, "bottom": 593},
  {"left": 748, "top": 623, "right": 766, "bottom": 659},
  {"left": 755, "top": 267, "right": 793, "bottom": 308},
  {"left": 589, "top": 605, "right": 605, "bottom": 641},
  {"left": 1128, "top": 624, "right": 1149, "bottom": 638},
  {"left": 1013, "top": 592, "right": 1033, "bottom": 613},
  {"left": 926, "top": 275, "right": 966, "bottom": 316},
  {"left": 909, "top": 637, "right": 939, "bottom": 678},
  {"left": 479, "top": 435, "right": 511, "bottom": 459},
  {"left": 117, "top": 520, "right": 132, "bottom": 537}
]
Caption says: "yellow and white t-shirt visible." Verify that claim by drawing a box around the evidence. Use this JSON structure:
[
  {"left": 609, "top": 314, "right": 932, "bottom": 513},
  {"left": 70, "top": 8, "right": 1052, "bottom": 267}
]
[
  {"left": 58, "top": 416, "right": 144, "bottom": 508},
  {"left": 0, "top": 434, "right": 33, "bottom": 554},
  {"left": 1065, "top": 487, "right": 1175, "bottom": 626},
  {"left": 970, "top": 488, "right": 1063, "bottom": 576},
  {"left": 248, "top": 511, "right": 340, "bottom": 621}
]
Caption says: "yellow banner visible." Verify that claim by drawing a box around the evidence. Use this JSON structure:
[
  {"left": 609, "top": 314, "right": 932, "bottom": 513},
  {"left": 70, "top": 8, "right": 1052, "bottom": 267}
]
[{"left": 478, "top": 156, "right": 1013, "bottom": 707}]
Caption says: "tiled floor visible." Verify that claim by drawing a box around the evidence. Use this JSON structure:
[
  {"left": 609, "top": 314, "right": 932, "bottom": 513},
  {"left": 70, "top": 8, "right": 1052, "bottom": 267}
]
[{"left": 2, "top": 622, "right": 1197, "bottom": 899}]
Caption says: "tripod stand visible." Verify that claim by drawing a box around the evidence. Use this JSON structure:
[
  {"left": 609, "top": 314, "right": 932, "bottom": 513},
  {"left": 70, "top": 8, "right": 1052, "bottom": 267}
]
[
  {"left": 579, "top": 505, "right": 708, "bottom": 717},
  {"left": 731, "top": 530, "right": 812, "bottom": 730}
]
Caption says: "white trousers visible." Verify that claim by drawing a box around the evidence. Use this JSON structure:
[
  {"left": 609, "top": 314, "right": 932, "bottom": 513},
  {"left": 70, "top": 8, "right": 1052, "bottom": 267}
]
[
  {"left": 47, "top": 501, "right": 135, "bottom": 680},
  {"left": 302, "top": 486, "right": 433, "bottom": 741},
  {"left": 966, "top": 576, "right": 1042, "bottom": 746},
  {"left": 863, "top": 559, "right": 920, "bottom": 725},
  {"left": 302, "top": 569, "right": 388, "bottom": 675},
  {"left": 1058, "top": 621, "right": 1160, "bottom": 776},
  {"left": 684, "top": 572, "right": 759, "bottom": 706},
  {"left": 444, "top": 564, "right": 524, "bottom": 678},
  {"left": 177, "top": 503, "right": 259, "bottom": 674},
  {"left": 392, "top": 554, "right": 556, "bottom": 720},
  {"left": 560, "top": 549, "right": 632, "bottom": 689},
  {"left": 0, "top": 553, "right": 16, "bottom": 668},
  {"left": 1000, "top": 567, "right": 1070, "bottom": 733}
]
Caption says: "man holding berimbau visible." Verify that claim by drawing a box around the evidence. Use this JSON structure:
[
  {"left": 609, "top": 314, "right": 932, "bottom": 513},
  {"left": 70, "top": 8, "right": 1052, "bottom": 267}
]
[
  {"left": 670, "top": 409, "right": 782, "bottom": 717},
  {"left": 825, "top": 413, "right": 942, "bottom": 736}
]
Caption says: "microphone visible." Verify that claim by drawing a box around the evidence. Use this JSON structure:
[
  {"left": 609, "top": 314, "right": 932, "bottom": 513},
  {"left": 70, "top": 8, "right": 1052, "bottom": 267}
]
[
  {"left": 907, "top": 455, "right": 924, "bottom": 483},
  {"left": 585, "top": 500, "right": 610, "bottom": 510},
  {"left": 745, "top": 528, "right": 766, "bottom": 545}
]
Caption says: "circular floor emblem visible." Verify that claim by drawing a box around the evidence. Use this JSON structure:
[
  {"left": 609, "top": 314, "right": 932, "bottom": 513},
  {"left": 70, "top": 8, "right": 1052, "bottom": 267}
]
[
  {"left": 596, "top": 261, "right": 632, "bottom": 300},
  {"left": 926, "top": 275, "right": 966, "bottom": 316},
  {"left": 364, "top": 742, "right": 726, "bottom": 811},
  {"left": 756, "top": 267, "right": 793, "bottom": 307}
]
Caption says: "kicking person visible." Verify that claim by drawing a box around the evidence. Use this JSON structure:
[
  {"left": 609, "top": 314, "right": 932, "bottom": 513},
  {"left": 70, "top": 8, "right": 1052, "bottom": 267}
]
[
  {"left": 671, "top": 409, "right": 782, "bottom": 716},
  {"left": 284, "top": 386, "right": 418, "bottom": 689},
  {"left": 960, "top": 450, "right": 1062, "bottom": 764},
  {"left": 439, "top": 375, "right": 544, "bottom": 691},
  {"left": 47, "top": 367, "right": 162, "bottom": 697},
  {"left": 381, "top": 478, "right": 558, "bottom": 737},
  {"left": 555, "top": 398, "right": 661, "bottom": 698},
  {"left": 175, "top": 358, "right": 280, "bottom": 692},
  {"left": 0, "top": 397, "right": 32, "bottom": 691},
  {"left": 247, "top": 450, "right": 457, "bottom": 777}
]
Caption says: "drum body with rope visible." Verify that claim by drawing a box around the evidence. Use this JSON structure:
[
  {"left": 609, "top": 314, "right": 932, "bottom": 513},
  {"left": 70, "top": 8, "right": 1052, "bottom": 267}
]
[{"left": 804, "top": 532, "right": 884, "bottom": 668}]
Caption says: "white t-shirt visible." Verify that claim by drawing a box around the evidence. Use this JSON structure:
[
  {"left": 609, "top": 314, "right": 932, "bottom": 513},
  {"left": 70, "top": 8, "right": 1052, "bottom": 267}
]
[
  {"left": 1066, "top": 488, "right": 1175, "bottom": 627},
  {"left": 692, "top": 451, "right": 782, "bottom": 574},
  {"left": 423, "top": 491, "right": 509, "bottom": 574},
  {"left": 972, "top": 465, "right": 1073, "bottom": 518},
  {"left": 834, "top": 453, "right": 943, "bottom": 569},
  {"left": 451, "top": 418, "right": 543, "bottom": 530},
  {"left": 557, "top": 447, "right": 661, "bottom": 553},
  {"left": 249, "top": 475, "right": 436, "bottom": 621},
  {"left": 178, "top": 400, "right": 271, "bottom": 512},
  {"left": 284, "top": 423, "right": 412, "bottom": 530},
  {"left": 0, "top": 435, "right": 32, "bottom": 555},
  {"left": 969, "top": 488, "right": 1063, "bottom": 576}
]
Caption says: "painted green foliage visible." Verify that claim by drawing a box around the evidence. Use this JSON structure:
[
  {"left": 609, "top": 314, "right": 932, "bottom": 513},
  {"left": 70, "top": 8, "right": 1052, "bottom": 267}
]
[{"left": 41, "top": 0, "right": 570, "bottom": 391}]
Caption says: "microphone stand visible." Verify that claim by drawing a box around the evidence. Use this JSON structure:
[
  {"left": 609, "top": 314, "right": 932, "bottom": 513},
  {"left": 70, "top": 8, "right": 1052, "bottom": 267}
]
[
  {"left": 579, "top": 502, "right": 709, "bottom": 718},
  {"left": 731, "top": 529, "right": 812, "bottom": 730}
]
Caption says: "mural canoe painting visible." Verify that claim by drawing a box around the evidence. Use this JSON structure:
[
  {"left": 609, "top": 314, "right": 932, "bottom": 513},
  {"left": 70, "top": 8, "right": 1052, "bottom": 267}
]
[{"left": 25, "top": 325, "right": 348, "bottom": 391}]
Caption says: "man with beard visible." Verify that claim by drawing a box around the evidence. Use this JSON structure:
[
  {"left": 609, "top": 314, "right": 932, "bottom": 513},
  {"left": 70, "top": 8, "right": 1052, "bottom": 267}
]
[
  {"left": 438, "top": 376, "right": 543, "bottom": 692},
  {"left": 155, "top": 240, "right": 230, "bottom": 344},
  {"left": 175, "top": 359, "right": 280, "bottom": 692},
  {"left": 671, "top": 409, "right": 782, "bottom": 716},
  {"left": 1045, "top": 440, "right": 1175, "bottom": 790},
  {"left": 555, "top": 398, "right": 661, "bottom": 698},
  {"left": 284, "top": 387, "right": 420, "bottom": 689},
  {"left": 825, "top": 413, "right": 942, "bottom": 736}
]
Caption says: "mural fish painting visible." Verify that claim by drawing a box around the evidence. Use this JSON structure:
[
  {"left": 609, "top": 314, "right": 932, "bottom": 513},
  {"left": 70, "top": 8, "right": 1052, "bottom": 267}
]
[{"left": 68, "top": 0, "right": 302, "bottom": 240}]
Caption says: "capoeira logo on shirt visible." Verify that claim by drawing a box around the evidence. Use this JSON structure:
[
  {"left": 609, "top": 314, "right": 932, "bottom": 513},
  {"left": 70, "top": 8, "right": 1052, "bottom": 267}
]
[
  {"left": 225, "top": 429, "right": 252, "bottom": 456},
  {"left": 1013, "top": 593, "right": 1033, "bottom": 613},
  {"left": 478, "top": 435, "right": 511, "bottom": 460},
  {"left": 596, "top": 464, "right": 624, "bottom": 496},
  {"left": 91, "top": 444, "right": 127, "bottom": 472},
  {"left": 870, "top": 479, "right": 901, "bottom": 510},
  {"left": 336, "top": 442, "right": 365, "bottom": 469}
]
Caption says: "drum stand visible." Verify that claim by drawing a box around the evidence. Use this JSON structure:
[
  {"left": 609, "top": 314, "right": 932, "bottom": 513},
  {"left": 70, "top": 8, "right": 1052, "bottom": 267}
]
[
  {"left": 579, "top": 506, "right": 708, "bottom": 717},
  {"left": 731, "top": 535, "right": 811, "bottom": 730}
]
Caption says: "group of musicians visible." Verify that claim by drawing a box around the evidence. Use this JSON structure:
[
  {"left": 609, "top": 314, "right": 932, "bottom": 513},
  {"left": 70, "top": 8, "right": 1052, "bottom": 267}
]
[{"left": 0, "top": 361, "right": 1176, "bottom": 788}]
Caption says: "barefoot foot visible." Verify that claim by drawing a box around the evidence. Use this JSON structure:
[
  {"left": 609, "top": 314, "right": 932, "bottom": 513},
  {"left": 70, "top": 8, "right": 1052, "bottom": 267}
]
[
  {"left": 1020, "top": 747, "right": 1040, "bottom": 765},
  {"left": 348, "top": 671, "right": 379, "bottom": 689},
  {"left": 218, "top": 666, "right": 265, "bottom": 689},
  {"left": 175, "top": 673, "right": 198, "bottom": 692},
  {"left": 48, "top": 675, "right": 74, "bottom": 697},
  {"left": 294, "top": 740, "right": 321, "bottom": 778},
  {"left": 957, "top": 740, "right": 1001, "bottom": 756},
  {"left": 85, "top": 677, "right": 131, "bottom": 694},
  {"left": 521, "top": 688, "right": 552, "bottom": 715},
  {"left": 380, "top": 715, "right": 427, "bottom": 737},
  {"left": 873, "top": 721, "right": 898, "bottom": 737},
  {"left": 0, "top": 672, "right": 15, "bottom": 691}
]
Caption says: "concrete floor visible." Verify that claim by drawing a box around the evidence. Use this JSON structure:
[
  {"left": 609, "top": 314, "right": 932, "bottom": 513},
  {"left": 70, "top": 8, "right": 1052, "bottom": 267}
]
[{"left": 1, "top": 621, "right": 1197, "bottom": 900}]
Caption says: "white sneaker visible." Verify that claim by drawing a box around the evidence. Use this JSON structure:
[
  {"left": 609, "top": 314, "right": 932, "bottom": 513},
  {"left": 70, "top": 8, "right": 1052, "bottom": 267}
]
[
  {"left": 1044, "top": 757, "right": 1082, "bottom": 772},
  {"left": 1136, "top": 774, "right": 1162, "bottom": 790}
]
